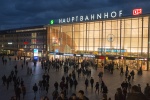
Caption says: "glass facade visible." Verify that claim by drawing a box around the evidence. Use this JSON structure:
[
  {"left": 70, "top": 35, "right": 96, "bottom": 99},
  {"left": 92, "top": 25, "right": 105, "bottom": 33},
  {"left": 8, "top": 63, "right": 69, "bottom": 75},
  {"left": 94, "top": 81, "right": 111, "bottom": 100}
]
[{"left": 47, "top": 16, "right": 150, "bottom": 70}]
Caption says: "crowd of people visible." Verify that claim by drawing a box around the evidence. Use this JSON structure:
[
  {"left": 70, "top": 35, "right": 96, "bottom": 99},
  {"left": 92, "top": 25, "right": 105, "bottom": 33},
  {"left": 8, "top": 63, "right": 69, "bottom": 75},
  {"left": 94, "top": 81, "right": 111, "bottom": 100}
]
[
  {"left": 1, "top": 56, "right": 150, "bottom": 100},
  {"left": 2, "top": 64, "right": 26, "bottom": 100}
]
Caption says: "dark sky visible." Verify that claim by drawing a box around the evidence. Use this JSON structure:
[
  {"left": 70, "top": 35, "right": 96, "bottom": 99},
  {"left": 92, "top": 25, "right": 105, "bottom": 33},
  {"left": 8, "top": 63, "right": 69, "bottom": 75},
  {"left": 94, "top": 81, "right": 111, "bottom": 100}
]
[{"left": 0, "top": 0, "right": 150, "bottom": 30}]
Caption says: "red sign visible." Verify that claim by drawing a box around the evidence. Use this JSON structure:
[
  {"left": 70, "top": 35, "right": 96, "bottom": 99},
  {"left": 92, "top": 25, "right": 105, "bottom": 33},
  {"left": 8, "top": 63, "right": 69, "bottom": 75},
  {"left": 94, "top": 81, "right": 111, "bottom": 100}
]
[
  {"left": 99, "top": 56, "right": 105, "bottom": 59},
  {"left": 133, "top": 8, "right": 142, "bottom": 15},
  {"left": 24, "top": 42, "right": 28, "bottom": 45}
]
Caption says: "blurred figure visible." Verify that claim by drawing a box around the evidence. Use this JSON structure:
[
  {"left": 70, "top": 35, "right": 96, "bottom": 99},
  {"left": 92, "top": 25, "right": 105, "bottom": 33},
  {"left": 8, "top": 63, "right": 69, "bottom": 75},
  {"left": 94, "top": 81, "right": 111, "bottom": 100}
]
[
  {"left": 126, "top": 85, "right": 148, "bottom": 100},
  {"left": 78, "top": 90, "right": 89, "bottom": 100}
]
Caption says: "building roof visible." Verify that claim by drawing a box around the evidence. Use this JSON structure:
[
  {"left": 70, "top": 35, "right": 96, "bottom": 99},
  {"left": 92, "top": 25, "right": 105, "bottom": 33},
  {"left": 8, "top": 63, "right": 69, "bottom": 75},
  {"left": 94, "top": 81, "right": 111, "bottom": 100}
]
[{"left": 0, "top": 25, "right": 46, "bottom": 34}]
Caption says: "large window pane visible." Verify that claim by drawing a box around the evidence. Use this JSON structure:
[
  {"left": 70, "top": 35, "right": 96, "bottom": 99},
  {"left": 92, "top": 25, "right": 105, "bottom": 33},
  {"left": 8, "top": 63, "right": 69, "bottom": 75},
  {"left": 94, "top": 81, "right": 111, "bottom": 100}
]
[
  {"left": 95, "top": 38, "right": 100, "bottom": 47},
  {"left": 132, "top": 18, "right": 138, "bottom": 28},
  {"left": 131, "top": 38, "right": 139, "bottom": 47},
  {"left": 143, "top": 17, "right": 148, "bottom": 28},
  {"left": 132, "top": 29, "right": 139, "bottom": 37},
  {"left": 95, "top": 22, "right": 99, "bottom": 30},
  {"left": 143, "top": 38, "right": 148, "bottom": 48},
  {"left": 112, "top": 20, "right": 117, "bottom": 29},
  {"left": 105, "top": 21, "right": 111, "bottom": 29},
  {"left": 143, "top": 28, "right": 148, "bottom": 37},
  {"left": 74, "top": 24, "right": 80, "bottom": 32},
  {"left": 88, "top": 31, "right": 93, "bottom": 38},
  {"left": 89, "top": 39, "right": 93, "bottom": 46},
  {"left": 94, "top": 31, "right": 100, "bottom": 38},
  {"left": 124, "top": 29, "right": 131, "bottom": 37},
  {"left": 124, "top": 38, "right": 131, "bottom": 48},
  {"left": 79, "top": 39, "right": 84, "bottom": 46},
  {"left": 88, "top": 22, "right": 94, "bottom": 30},
  {"left": 125, "top": 19, "right": 131, "bottom": 28}
]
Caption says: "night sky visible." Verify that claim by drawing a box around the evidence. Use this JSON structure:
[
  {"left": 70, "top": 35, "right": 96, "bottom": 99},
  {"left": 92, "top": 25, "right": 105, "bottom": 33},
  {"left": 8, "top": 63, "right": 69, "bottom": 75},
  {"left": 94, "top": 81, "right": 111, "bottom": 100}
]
[{"left": 0, "top": 0, "right": 149, "bottom": 30}]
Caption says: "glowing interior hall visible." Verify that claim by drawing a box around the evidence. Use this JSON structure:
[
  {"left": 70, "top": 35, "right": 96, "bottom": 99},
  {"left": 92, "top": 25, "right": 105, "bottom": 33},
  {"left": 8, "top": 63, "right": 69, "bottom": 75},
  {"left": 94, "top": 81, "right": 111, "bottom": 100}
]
[
  {"left": 46, "top": 16, "right": 150, "bottom": 70},
  {"left": 47, "top": 16, "right": 149, "bottom": 55}
]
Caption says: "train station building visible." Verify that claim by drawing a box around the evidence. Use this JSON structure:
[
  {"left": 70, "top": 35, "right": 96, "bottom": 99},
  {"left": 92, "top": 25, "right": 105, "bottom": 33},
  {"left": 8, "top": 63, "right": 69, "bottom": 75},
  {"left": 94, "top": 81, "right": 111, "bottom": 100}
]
[{"left": 0, "top": 8, "right": 150, "bottom": 70}]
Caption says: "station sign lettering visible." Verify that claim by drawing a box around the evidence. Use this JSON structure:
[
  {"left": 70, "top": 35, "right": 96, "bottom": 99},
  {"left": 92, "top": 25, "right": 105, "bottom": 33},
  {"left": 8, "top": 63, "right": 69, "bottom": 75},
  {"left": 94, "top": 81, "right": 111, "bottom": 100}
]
[{"left": 59, "top": 10, "right": 123, "bottom": 24}]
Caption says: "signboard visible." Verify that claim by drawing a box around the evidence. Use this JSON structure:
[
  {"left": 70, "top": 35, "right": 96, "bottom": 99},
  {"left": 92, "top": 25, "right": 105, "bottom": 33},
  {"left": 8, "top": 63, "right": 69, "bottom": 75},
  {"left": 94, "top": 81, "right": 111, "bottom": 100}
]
[
  {"left": 95, "top": 55, "right": 105, "bottom": 59},
  {"left": 63, "top": 53, "right": 74, "bottom": 56},
  {"left": 49, "top": 4, "right": 150, "bottom": 25},
  {"left": 58, "top": 10, "right": 123, "bottom": 24},
  {"left": 98, "top": 48, "right": 126, "bottom": 53},
  {"left": 8, "top": 42, "right": 12, "bottom": 44},
  {"left": 24, "top": 42, "right": 28, "bottom": 45},
  {"left": 34, "top": 49, "right": 38, "bottom": 56},
  {"left": 133, "top": 8, "right": 142, "bottom": 15},
  {"left": 76, "top": 54, "right": 81, "bottom": 57},
  {"left": 83, "top": 54, "right": 95, "bottom": 58},
  {"left": 48, "top": 0, "right": 150, "bottom": 25},
  {"left": 34, "top": 56, "right": 38, "bottom": 60}
]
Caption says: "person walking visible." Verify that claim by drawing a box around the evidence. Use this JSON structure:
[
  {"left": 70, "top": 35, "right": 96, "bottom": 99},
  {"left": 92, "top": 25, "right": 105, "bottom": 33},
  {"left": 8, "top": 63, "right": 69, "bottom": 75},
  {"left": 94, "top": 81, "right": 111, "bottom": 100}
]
[
  {"left": 69, "top": 78, "right": 73, "bottom": 90},
  {"left": 33, "top": 83, "right": 38, "bottom": 97},
  {"left": 77, "top": 68, "right": 81, "bottom": 78},
  {"left": 95, "top": 82, "right": 100, "bottom": 94},
  {"left": 101, "top": 81, "right": 105, "bottom": 92},
  {"left": 15, "top": 86, "right": 21, "bottom": 100},
  {"left": 54, "top": 81, "right": 58, "bottom": 90},
  {"left": 65, "top": 82, "right": 68, "bottom": 95},
  {"left": 125, "top": 71, "right": 128, "bottom": 79},
  {"left": 74, "top": 79, "right": 78, "bottom": 91},
  {"left": 130, "top": 70, "right": 135, "bottom": 80},
  {"left": 46, "top": 82, "right": 49, "bottom": 94},
  {"left": 102, "top": 85, "right": 108, "bottom": 95},
  {"left": 52, "top": 90, "right": 59, "bottom": 100},
  {"left": 90, "top": 77, "right": 94, "bottom": 89},
  {"left": 144, "top": 83, "right": 150, "bottom": 99},
  {"left": 127, "top": 75, "right": 131, "bottom": 82},
  {"left": 2, "top": 75, "right": 6, "bottom": 86},
  {"left": 85, "top": 78, "right": 89, "bottom": 90},
  {"left": 98, "top": 71, "right": 103, "bottom": 81},
  {"left": 21, "top": 64, "right": 23, "bottom": 69},
  {"left": 120, "top": 67, "right": 124, "bottom": 75},
  {"left": 38, "top": 80, "right": 42, "bottom": 92},
  {"left": 21, "top": 85, "right": 26, "bottom": 99}
]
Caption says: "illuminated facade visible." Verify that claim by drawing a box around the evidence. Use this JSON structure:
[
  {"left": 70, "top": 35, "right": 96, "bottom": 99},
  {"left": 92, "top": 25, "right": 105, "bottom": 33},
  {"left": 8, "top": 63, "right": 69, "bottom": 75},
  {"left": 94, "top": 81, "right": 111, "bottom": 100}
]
[
  {"left": 47, "top": 15, "right": 150, "bottom": 70},
  {"left": 0, "top": 26, "right": 47, "bottom": 57},
  {"left": 0, "top": 9, "right": 149, "bottom": 70}
]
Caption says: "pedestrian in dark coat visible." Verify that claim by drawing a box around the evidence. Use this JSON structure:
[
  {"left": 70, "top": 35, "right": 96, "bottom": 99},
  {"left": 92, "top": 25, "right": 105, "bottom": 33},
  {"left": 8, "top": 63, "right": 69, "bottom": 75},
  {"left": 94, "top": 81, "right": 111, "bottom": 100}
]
[
  {"left": 90, "top": 77, "right": 94, "bottom": 89},
  {"left": 33, "top": 83, "right": 38, "bottom": 97},
  {"left": 85, "top": 78, "right": 89, "bottom": 90},
  {"left": 115, "top": 88, "right": 124, "bottom": 100},
  {"left": 95, "top": 82, "right": 99, "bottom": 94},
  {"left": 74, "top": 79, "right": 78, "bottom": 90}
]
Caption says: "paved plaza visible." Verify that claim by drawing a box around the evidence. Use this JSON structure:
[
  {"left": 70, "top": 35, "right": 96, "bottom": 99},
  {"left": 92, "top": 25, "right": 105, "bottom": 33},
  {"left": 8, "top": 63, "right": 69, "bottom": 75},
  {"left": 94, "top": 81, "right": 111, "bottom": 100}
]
[{"left": 0, "top": 56, "right": 150, "bottom": 100}]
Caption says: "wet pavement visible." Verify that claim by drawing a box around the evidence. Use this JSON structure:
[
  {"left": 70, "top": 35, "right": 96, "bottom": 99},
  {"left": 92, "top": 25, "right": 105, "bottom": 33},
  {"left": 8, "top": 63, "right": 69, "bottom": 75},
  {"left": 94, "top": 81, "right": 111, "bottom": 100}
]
[{"left": 0, "top": 56, "right": 150, "bottom": 100}]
